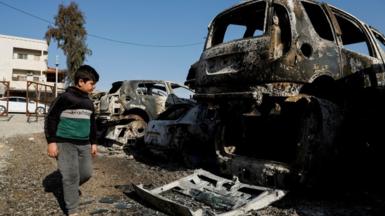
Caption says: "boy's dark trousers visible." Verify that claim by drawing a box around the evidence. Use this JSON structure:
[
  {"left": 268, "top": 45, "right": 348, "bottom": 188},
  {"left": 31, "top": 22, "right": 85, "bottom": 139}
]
[{"left": 57, "top": 142, "right": 92, "bottom": 215}]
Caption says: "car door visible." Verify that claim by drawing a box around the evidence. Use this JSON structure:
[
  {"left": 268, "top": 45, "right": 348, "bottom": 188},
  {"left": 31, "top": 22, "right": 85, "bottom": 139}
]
[
  {"left": 297, "top": 1, "right": 342, "bottom": 81},
  {"left": 26, "top": 99, "right": 37, "bottom": 113},
  {"left": 15, "top": 97, "right": 27, "bottom": 112},
  {"left": 8, "top": 97, "right": 19, "bottom": 112}
]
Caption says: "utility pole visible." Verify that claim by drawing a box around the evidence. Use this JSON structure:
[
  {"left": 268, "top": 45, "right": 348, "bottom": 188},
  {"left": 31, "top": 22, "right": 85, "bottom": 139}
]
[{"left": 55, "top": 55, "right": 59, "bottom": 97}]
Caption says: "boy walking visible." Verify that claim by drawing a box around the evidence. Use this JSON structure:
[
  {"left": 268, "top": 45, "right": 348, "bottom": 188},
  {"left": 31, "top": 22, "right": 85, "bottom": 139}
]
[{"left": 45, "top": 65, "right": 99, "bottom": 216}]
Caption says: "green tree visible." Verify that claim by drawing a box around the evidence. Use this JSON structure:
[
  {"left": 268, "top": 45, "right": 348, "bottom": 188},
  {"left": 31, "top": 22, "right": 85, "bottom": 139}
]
[{"left": 45, "top": 2, "right": 91, "bottom": 84}]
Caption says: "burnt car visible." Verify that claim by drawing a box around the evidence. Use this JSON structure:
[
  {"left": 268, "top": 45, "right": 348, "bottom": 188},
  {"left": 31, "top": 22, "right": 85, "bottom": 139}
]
[
  {"left": 90, "top": 91, "right": 106, "bottom": 114},
  {"left": 144, "top": 0, "right": 385, "bottom": 190},
  {"left": 96, "top": 80, "right": 194, "bottom": 145}
]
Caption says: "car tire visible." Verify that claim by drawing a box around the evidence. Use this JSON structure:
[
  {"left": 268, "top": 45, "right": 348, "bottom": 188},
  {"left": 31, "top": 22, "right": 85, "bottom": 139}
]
[
  {"left": 0, "top": 105, "right": 6, "bottom": 115},
  {"left": 36, "top": 106, "right": 45, "bottom": 115}
]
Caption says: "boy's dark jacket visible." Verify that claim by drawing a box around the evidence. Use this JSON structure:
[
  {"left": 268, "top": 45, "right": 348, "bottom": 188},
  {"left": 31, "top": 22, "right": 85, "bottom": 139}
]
[{"left": 45, "top": 86, "right": 97, "bottom": 145}]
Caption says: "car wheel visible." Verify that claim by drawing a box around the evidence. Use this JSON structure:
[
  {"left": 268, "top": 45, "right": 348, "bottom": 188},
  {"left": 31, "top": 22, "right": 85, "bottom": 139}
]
[
  {"left": 36, "top": 106, "right": 45, "bottom": 115},
  {"left": 0, "top": 105, "right": 7, "bottom": 115}
]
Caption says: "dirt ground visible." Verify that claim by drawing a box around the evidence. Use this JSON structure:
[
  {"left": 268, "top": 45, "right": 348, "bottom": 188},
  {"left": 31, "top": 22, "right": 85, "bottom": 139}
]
[{"left": 0, "top": 132, "right": 384, "bottom": 216}]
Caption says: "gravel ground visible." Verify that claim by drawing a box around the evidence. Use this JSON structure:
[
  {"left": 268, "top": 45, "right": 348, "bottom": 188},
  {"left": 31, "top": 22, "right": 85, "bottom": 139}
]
[
  {"left": 0, "top": 115, "right": 384, "bottom": 215},
  {"left": 0, "top": 133, "right": 192, "bottom": 216},
  {"left": 0, "top": 114, "right": 44, "bottom": 137}
]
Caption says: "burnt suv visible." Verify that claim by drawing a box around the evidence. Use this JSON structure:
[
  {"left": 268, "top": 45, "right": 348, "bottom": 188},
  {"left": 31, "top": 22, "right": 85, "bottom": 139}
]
[{"left": 145, "top": 0, "right": 385, "bottom": 189}]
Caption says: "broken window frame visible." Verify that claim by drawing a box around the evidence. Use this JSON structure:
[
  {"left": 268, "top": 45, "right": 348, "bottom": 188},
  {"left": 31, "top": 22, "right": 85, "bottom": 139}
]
[
  {"left": 206, "top": 0, "right": 268, "bottom": 49},
  {"left": 137, "top": 82, "right": 168, "bottom": 97},
  {"left": 331, "top": 8, "right": 376, "bottom": 58},
  {"left": 171, "top": 85, "right": 194, "bottom": 100},
  {"left": 370, "top": 27, "right": 385, "bottom": 62}
]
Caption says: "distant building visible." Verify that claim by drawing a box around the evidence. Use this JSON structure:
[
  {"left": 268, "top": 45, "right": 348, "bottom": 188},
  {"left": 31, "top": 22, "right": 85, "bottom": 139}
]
[{"left": 0, "top": 34, "right": 65, "bottom": 97}]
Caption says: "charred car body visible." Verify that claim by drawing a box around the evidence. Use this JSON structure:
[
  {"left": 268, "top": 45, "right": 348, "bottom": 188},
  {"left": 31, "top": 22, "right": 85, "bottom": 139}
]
[
  {"left": 145, "top": 0, "right": 385, "bottom": 189},
  {"left": 90, "top": 91, "right": 106, "bottom": 114},
  {"left": 96, "top": 80, "right": 194, "bottom": 145}
]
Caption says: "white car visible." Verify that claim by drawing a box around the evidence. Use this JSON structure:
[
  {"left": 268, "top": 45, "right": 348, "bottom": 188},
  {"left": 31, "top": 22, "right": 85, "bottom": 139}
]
[{"left": 0, "top": 96, "right": 49, "bottom": 115}]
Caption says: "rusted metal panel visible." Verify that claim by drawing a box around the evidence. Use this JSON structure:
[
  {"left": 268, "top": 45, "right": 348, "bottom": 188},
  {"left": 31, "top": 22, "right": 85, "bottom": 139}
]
[{"left": 26, "top": 81, "right": 56, "bottom": 121}]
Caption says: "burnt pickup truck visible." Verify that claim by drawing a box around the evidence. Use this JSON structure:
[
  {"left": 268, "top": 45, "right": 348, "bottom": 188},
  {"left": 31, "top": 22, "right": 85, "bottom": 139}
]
[
  {"left": 95, "top": 80, "right": 194, "bottom": 145},
  {"left": 144, "top": 0, "right": 385, "bottom": 190}
]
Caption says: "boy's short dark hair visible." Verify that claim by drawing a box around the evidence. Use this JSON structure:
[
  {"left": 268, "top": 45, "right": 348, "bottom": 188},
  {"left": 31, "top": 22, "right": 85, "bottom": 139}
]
[{"left": 74, "top": 65, "right": 99, "bottom": 85}]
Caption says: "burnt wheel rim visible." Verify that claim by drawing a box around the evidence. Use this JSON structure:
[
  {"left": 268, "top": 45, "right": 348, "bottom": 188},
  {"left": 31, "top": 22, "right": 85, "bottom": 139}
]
[{"left": 127, "top": 120, "right": 147, "bottom": 138}]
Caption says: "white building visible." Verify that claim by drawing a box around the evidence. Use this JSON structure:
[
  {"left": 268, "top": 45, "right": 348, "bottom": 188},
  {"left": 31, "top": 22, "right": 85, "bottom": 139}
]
[{"left": 0, "top": 34, "right": 64, "bottom": 96}]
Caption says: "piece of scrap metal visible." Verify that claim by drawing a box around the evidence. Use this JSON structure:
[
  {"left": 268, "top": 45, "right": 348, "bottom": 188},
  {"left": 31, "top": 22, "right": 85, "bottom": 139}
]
[{"left": 133, "top": 169, "right": 287, "bottom": 216}]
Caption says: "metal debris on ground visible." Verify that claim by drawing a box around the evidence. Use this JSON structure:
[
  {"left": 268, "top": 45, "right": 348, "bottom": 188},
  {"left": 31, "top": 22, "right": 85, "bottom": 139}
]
[{"left": 133, "top": 169, "right": 286, "bottom": 216}]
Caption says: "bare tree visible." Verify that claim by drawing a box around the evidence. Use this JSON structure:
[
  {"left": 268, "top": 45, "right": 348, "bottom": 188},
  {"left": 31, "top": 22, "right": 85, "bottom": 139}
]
[{"left": 45, "top": 2, "right": 91, "bottom": 84}]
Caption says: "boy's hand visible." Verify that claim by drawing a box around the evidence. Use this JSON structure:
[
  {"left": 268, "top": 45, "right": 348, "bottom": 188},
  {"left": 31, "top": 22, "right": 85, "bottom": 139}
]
[
  {"left": 47, "top": 143, "right": 58, "bottom": 158},
  {"left": 91, "top": 144, "right": 97, "bottom": 157}
]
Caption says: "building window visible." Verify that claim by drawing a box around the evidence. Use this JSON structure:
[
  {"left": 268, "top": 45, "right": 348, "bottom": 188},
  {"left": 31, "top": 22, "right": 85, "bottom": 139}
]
[
  {"left": 13, "top": 47, "right": 42, "bottom": 60},
  {"left": 46, "top": 73, "right": 55, "bottom": 82},
  {"left": 12, "top": 75, "right": 27, "bottom": 81},
  {"left": 12, "top": 69, "right": 41, "bottom": 81},
  {"left": 17, "top": 53, "right": 28, "bottom": 60},
  {"left": 46, "top": 73, "right": 65, "bottom": 83}
]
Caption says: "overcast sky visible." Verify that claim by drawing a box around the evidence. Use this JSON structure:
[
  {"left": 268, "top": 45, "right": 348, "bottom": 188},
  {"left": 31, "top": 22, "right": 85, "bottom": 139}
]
[{"left": 0, "top": 0, "right": 384, "bottom": 91}]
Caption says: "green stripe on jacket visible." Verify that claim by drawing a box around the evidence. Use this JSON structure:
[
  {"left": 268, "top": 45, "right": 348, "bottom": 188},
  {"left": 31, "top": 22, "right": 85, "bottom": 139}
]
[{"left": 56, "top": 118, "right": 91, "bottom": 140}]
